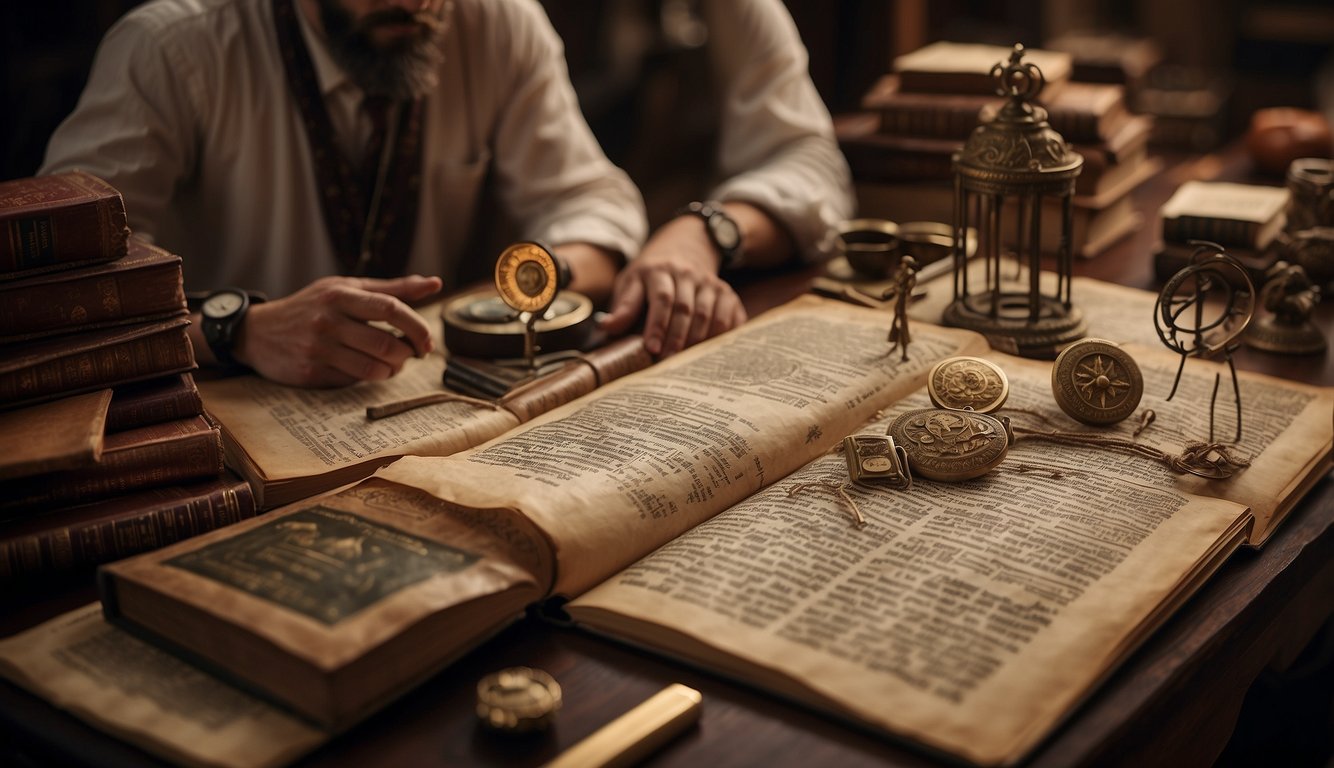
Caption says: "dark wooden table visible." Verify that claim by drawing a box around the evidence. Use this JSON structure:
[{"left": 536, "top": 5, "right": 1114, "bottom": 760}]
[{"left": 3, "top": 144, "right": 1332, "bottom": 767}]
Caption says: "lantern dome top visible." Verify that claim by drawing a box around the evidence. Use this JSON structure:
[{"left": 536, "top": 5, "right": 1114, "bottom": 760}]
[{"left": 953, "top": 44, "right": 1083, "bottom": 187}]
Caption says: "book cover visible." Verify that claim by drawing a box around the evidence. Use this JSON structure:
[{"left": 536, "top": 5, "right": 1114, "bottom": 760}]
[
  {"left": 0, "top": 171, "right": 130, "bottom": 277},
  {"left": 1159, "top": 181, "right": 1290, "bottom": 249},
  {"left": 0, "top": 314, "right": 195, "bottom": 410},
  {"left": 892, "top": 42, "right": 1072, "bottom": 95},
  {"left": 0, "top": 389, "right": 111, "bottom": 481},
  {"left": 1, "top": 414, "right": 224, "bottom": 514},
  {"left": 0, "top": 237, "right": 185, "bottom": 343},
  {"left": 0, "top": 475, "right": 255, "bottom": 581},
  {"left": 105, "top": 373, "right": 203, "bottom": 433}
]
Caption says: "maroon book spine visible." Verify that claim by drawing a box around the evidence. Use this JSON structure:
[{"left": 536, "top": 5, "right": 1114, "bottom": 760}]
[
  {"left": 0, "top": 415, "right": 224, "bottom": 513},
  {"left": 0, "top": 238, "right": 184, "bottom": 340},
  {"left": 105, "top": 374, "right": 204, "bottom": 433},
  {"left": 0, "top": 478, "right": 256, "bottom": 580},
  {"left": 0, "top": 171, "right": 130, "bottom": 275},
  {"left": 0, "top": 316, "right": 196, "bottom": 408}
]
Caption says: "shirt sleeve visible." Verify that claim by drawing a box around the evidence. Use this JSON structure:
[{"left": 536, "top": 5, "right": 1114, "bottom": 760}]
[
  {"left": 480, "top": 0, "right": 648, "bottom": 262},
  {"left": 701, "top": 0, "right": 855, "bottom": 263},
  {"left": 39, "top": 6, "right": 200, "bottom": 245}
]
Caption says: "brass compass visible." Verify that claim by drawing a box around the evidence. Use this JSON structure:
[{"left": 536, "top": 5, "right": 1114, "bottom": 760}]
[
  {"left": 492, "top": 242, "right": 571, "bottom": 369},
  {"left": 1051, "top": 338, "right": 1143, "bottom": 425}
]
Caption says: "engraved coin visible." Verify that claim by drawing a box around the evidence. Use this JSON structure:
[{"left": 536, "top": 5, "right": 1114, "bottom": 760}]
[
  {"left": 495, "top": 242, "right": 560, "bottom": 314},
  {"left": 927, "top": 356, "right": 1009, "bottom": 413},
  {"left": 476, "top": 667, "right": 562, "bottom": 733},
  {"left": 1051, "top": 338, "right": 1143, "bottom": 425},
  {"left": 887, "top": 408, "right": 1011, "bottom": 482}
]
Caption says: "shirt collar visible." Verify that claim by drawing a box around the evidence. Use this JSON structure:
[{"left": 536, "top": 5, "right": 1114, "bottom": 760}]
[{"left": 294, "top": 3, "right": 357, "bottom": 98}]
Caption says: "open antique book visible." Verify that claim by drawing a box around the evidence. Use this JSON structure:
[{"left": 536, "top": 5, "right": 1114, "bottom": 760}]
[{"left": 5, "top": 290, "right": 1331, "bottom": 768}]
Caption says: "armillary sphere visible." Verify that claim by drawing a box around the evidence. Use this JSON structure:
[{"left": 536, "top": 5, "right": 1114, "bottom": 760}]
[{"left": 1153, "top": 242, "right": 1255, "bottom": 442}]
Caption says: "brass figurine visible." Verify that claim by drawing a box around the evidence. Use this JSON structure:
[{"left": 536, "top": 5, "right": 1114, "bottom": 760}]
[
  {"left": 1244, "top": 260, "right": 1326, "bottom": 354},
  {"left": 886, "top": 255, "right": 919, "bottom": 361}
]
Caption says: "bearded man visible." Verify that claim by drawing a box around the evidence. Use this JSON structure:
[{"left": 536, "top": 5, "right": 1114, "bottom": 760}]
[{"left": 41, "top": 0, "right": 647, "bottom": 386}]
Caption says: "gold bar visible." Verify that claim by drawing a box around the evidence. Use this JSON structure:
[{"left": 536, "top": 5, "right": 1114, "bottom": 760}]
[{"left": 545, "top": 684, "right": 703, "bottom": 768}]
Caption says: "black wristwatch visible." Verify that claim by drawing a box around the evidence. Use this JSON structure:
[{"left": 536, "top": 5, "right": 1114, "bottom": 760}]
[
  {"left": 678, "top": 200, "right": 743, "bottom": 271},
  {"left": 200, "top": 288, "right": 264, "bottom": 367}
]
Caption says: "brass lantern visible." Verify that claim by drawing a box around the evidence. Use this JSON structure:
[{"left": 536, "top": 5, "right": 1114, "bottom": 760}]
[{"left": 944, "top": 44, "right": 1086, "bottom": 358}]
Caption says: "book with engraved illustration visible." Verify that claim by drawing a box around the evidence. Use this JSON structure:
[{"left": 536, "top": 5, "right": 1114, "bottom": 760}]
[
  {"left": 0, "top": 314, "right": 195, "bottom": 410},
  {"left": 85, "top": 289, "right": 1333, "bottom": 767},
  {"left": 0, "top": 237, "right": 185, "bottom": 343},
  {"left": 0, "top": 171, "right": 130, "bottom": 277},
  {"left": 1, "top": 415, "right": 224, "bottom": 516},
  {"left": 0, "top": 474, "right": 255, "bottom": 582}
]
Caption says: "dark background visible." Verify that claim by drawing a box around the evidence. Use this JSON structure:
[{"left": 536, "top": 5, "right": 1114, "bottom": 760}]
[{"left": 3, "top": 0, "right": 1330, "bottom": 224}]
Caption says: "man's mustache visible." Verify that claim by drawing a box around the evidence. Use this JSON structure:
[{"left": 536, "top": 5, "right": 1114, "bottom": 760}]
[{"left": 357, "top": 8, "right": 444, "bottom": 34}]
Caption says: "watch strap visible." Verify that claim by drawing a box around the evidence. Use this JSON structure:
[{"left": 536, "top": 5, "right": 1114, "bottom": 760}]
[
  {"left": 677, "top": 200, "right": 743, "bottom": 272},
  {"left": 201, "top": 289, "right": 265, "bottom": 367}
]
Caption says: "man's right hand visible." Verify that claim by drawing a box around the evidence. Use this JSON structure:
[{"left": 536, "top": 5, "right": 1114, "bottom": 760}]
[{"left": 233, "top": 274, "right": 443, "bottom": 387}]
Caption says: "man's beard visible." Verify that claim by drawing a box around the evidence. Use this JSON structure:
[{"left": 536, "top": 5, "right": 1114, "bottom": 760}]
[{"left": 316, "top": 0, "right": 445, "bottom": 99}]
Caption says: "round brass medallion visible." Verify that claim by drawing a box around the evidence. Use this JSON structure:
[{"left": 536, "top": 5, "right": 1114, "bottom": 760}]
[
  {"left": 1051, "top": 338, "right": 1143, "bottom": 425},
  {"left": 476, "top": 667, "right": 562, "bottom": 733},
  {"left": 927, "top": 356, "right": 1010, "bottom": 413},
  {"left": 887, "top": 408, "right": 1012, "bottom": 482},
  {"left": 495, "top": 242, "right": 561, "bottom": 314}
]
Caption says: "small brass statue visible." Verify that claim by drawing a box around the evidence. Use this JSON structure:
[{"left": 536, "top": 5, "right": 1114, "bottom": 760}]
[
  {"left": 1244, "top": 260, "right": 1326, "bottom": 354},
  {"left": 886, "top": 255, "right": 919, "bottom": 361}
]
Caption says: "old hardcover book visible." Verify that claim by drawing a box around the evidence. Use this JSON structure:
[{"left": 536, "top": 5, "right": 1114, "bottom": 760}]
[
  {"left": 0, "top": 314, "right": 195, "bottom": 410},
  {"left": 0, "top": 390, "right": 111, "bottom": 481},
  {"left": 864, "top": 74, "right": 1127, "bottom": 145},
  {"left": 892, "top": 41, "right": 1072, "bottom": 95},
  {"left": 1159, "top": 181, "right": 1290, "bottom": 249},
  {"left": 0, "top": 237, "right": 185, "bottom": 343},
  {"left": 0, "top": 171, "right": 129, "bottom": 277},
  {"left": 200, "top": 317, "right": 654, "bottom": 509},
  {"left": 1, "top": 415, "right": 223, "bottom": 514},
  {"left": 0, "top": 475, "right": 255, "bottom": 581},
  {"left": 91, "top": 291, "right": 1333, "bottom": 768},
  {"left": 105, "top": 373, "right": 203, "bottom": 433}
]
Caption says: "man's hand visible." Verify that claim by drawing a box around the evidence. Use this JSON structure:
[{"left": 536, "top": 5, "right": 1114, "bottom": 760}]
[
  {"left": 600, "top": 216, "right": 747, "bottom": 356},
  {"left": 234, "top": 274, "right": 443, "bottom": 387}
]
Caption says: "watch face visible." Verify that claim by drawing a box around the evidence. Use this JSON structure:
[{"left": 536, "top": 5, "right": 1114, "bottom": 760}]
[
  {"left": 202, "top": 291, "right": 245, "bottom": 319},
  {"left": 709, "top": 213, "right": 741, "bottom": 250}
]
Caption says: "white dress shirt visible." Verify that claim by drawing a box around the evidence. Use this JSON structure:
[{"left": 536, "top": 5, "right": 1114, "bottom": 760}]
[
  {"left": 701, "top": 0, "right": 855, "bottom": 262},
  {"left": 40, "top": 0, "right": 647, "bottom": 298}
]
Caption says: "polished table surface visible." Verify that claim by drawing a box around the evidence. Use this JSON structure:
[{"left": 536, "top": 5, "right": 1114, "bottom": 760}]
[{"left": 2, "top": 144, "right": 1332, "bottom": 767}]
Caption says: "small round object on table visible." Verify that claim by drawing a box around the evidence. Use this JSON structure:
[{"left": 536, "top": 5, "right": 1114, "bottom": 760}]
[
  {"left": 927, "top": 356, "right": 1010, "bottom": 414},
  {"left": 887, "top": 408, "right": 1012, "bottom": 482},
  {"left": 476, "top": 667, "right": 562, "bottom": 734},
  {"left": 1051, "top": 338, "right": 1143, "bottom": 425}
]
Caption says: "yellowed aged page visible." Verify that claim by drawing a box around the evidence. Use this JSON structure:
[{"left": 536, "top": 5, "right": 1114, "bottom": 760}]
[
  {"left": 199, "top": 326, "right": 521, "bottom": 508},
  {"left": 0, "top": 604, "right": 326, "bottom": 768},
  {"left": 379, "top": 295, "right": 990, "bottom": 597},
  {"left": 568, "top": 376, "right": 1251, "bottom": 767},
  {"left": 982, "top": 345, "right": 1331, "bottom": 544}
]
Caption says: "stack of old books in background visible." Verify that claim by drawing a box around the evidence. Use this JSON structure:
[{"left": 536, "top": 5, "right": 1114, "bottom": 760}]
[
  {"left": 837, "top": 41, "right": 1159, "bottom": 260},
  {"left": 1152, "top": 179, "right": 1290, "bottom": 285},
  {"left": 0, "top": 171, "right": 255, "bottom": 586}
]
